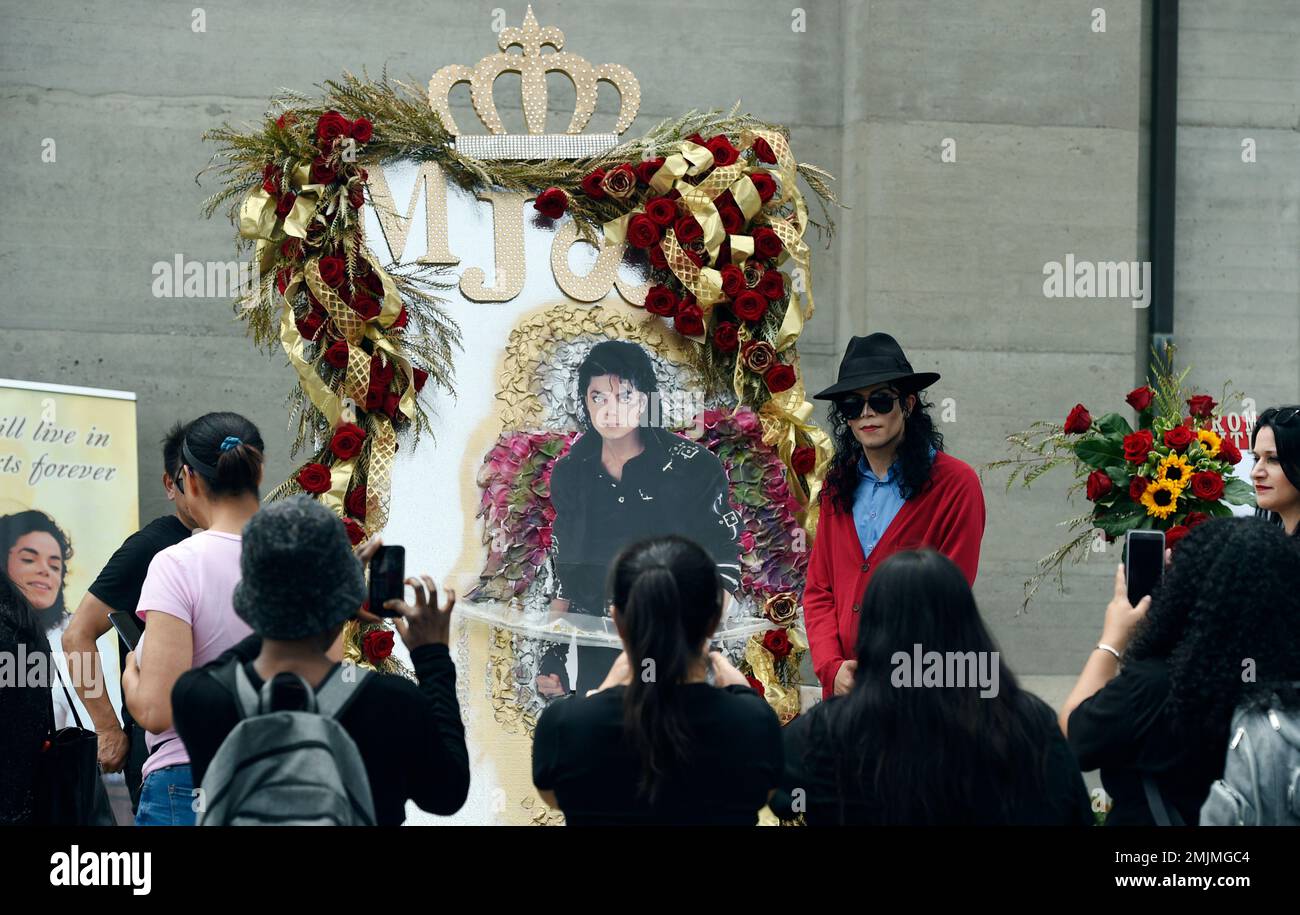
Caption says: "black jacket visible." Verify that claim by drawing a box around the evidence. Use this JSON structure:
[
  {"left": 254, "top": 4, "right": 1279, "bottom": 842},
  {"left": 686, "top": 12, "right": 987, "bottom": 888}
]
[{"left": 549, "top": 425, "right": 741, "bottom": 614}]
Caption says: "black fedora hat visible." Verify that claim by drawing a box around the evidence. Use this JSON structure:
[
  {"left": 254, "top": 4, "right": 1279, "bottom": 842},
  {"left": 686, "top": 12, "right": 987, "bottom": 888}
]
[{"left": 813, "top": 333, "right": 940, "bottom": 400}]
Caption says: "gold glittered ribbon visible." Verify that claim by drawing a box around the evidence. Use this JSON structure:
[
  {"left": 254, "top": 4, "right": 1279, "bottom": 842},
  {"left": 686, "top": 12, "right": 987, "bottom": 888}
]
[{"left": 744, "top": 627, "right": 807, "bottom": 725}]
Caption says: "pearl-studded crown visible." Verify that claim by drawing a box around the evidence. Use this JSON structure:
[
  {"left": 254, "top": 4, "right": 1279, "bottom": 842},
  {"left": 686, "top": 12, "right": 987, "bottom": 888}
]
[{"left": 428, "top": 6, "right": 641, "bottom": 159}]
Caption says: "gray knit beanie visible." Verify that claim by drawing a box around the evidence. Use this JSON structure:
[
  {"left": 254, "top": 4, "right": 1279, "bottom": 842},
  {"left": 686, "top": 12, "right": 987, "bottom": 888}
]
[{"left": 231, "top": 494, "right": 366, "bottom": 640}]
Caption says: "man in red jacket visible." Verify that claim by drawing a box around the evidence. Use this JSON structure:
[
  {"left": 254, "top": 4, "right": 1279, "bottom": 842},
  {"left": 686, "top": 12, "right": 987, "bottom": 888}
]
[{"left": 803, "top": 333, "right": 986, "bottom": 698}]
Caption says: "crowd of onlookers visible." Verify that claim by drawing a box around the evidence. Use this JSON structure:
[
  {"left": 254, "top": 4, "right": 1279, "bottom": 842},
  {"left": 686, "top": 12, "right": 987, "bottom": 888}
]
[{"left": 2, "top": 405, "right": 1298, "bottom": 826}]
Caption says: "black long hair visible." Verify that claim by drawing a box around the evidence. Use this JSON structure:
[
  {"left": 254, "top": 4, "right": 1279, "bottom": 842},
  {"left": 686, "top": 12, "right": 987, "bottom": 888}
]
[
  {"left": 0, "top": 510, "right": 72, "bottom": 633},
  {"left": 820, "top": 387, "right": 944, "bottom": 515},
  {"left": 179, "top": 412, "right": 265, "bottom": 498},
  {"left": 576, "top": 340, "right": 659, "bottom": 434},
  {"left": 608, "top": 535, "right": 723, "bottom": 801},
  {"left": 1251, "top": 405, "right": 1300, "bottom": 536},
  {"left": 823, "top": 549, "right": 1050, "bottom": 824},
  {"left": 1127, "top": 517, "right": 1300, "bottom": 720}
]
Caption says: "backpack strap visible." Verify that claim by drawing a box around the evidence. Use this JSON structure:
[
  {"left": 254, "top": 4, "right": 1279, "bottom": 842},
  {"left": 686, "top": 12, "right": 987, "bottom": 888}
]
[
  {"left": 314, "top": 665, "right": 371, "bottom": 721},
  {"left": 1142, "top": 774, "right": 1185, "bottom": 827},
  {"left": 207, "top": 660, "right": 262, "bottom": 720},
  {"left": 257, "top": 671, "right": 318, "bottom": 715}
]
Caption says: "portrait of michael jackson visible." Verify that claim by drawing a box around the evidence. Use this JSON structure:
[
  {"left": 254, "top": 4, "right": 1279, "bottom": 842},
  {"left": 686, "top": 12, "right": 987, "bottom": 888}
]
[{"left": 536, "top": 340, "right": 741, "bottom": 697}]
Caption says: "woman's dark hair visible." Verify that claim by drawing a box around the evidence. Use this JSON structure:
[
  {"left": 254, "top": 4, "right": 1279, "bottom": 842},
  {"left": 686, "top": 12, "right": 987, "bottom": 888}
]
[
  {"left": 576, "top": 341, "right": 659, "bottom": 433},
  {"left": 0, "top": 510, "right": 72, "bottom": 633},
  {"left": 820, "top": 385, "right": 944, "bottom": 514},
  {"left": 825, "top": 549, "right": 1049, "bottom": 824},
  {"left": 180, "top": 412, "right": 265, "bottom": 498},
  {"left": 607, "top": 535, "right": 723, "bottom": 801},
  {"left": 1127, "top": 517, "right": 1300, "bottom": 721},
  {"left": 0, "top": 572, "right": 52, "bottom": 650},
  {"left": 1251, "top": 406, "right": 1300, "bottom": 536}
]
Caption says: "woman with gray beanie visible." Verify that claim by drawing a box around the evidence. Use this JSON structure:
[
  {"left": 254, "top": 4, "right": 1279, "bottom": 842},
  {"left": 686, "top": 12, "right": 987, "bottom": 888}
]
[{"left": 170, "top": 495, "right": 469, "bottom": 824}]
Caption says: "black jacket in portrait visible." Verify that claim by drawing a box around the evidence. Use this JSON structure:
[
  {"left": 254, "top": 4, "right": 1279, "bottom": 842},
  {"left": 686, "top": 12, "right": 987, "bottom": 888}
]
[{"left": 548, "top": 425, "right": 741, "bottom": 615}]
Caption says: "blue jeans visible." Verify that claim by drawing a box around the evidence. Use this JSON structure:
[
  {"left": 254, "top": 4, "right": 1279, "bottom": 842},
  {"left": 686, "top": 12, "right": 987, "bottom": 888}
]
[{"left": 134, "top": 765, "right": 196, "bottom": 826}]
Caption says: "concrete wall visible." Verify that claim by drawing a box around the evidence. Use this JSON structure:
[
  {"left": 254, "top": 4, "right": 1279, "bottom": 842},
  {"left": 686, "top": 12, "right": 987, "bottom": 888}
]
[
  {"left": 1174, "top": 0, "right": 1300, "bottom": 415},
  {"left": 2, "top": 1, "right": 1294, "bottom": 683}
]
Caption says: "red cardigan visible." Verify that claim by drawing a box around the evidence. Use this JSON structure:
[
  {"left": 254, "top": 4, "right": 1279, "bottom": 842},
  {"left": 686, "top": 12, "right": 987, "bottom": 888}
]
[{"left": 802, "top": 451, "right": 987, "bottom": 697}]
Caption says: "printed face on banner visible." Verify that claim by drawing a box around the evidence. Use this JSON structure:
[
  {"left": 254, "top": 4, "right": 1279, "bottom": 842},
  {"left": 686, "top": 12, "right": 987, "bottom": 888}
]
[{"left": 363, "top": 161, "right": 744, "bottom": 617}]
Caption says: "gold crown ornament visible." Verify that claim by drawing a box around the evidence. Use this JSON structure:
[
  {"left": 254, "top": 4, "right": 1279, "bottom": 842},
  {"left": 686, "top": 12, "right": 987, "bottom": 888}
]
[{"left": 428, "top": 5, "right": 640, "bottom": 160}]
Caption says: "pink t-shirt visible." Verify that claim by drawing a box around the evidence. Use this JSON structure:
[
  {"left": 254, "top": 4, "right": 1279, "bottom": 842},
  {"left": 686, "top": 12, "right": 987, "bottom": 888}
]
[{"left": 135, "top": 530, "right": 252, "bottom": 779}]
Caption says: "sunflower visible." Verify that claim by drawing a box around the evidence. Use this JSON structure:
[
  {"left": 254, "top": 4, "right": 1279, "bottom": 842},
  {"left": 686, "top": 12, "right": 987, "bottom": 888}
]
[
  {"left": 1197, "top": 428, "right": 1222, "bottom": 458},
  {"left": 1155, "top": 452, "right": 1193, "bottom": 490},
  {"left": 1141, "top": 478, "right": 1182, "bottom": 520}
]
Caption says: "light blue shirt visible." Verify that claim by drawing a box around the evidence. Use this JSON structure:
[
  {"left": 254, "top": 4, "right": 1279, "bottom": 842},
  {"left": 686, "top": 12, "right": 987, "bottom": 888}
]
[{"left": 852, "top": 446, "right": 937, "bottom": 559}]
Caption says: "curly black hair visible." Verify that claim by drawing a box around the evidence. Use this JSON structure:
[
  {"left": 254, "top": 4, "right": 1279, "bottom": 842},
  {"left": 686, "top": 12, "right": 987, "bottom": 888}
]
[
  {"left": 1127, "top": 517, "right": 1300, "bottom": 728},
  {"left": 819, "top": 387, "right": 945, "bottom": 515}
]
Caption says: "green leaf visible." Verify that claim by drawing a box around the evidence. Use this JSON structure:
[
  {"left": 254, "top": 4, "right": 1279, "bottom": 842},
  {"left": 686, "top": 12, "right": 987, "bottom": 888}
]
[
  {"left": 1104, "top": 465, "right": 1132, "bottom": 490},
  {"left": 1206, "top": 500, "right": 1235, "bottom": 518},
  {"left": 1095, "top": 512, "right": 1145, "bottom": 537},
  {"left": 1074, "top": 436, "right": 1125, "bottom": 470},
  {"left": 1221, "top": 477, "right": 1256, "bottom": 507},
  {"left": 1095, "top": 413, "right": 1134, "bottom": 437}
]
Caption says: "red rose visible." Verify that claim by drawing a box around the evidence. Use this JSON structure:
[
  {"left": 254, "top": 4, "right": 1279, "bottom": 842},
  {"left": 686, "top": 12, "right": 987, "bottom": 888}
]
[
  {"left": 720, "top": 264, "right": 746, "bottom": 297},
  {"left": 324, "top": 340, "right": 349, "bottom": 369},
  {"left": 749, "top": 171, "right": 777, "bottom": 203},
  {"left": 296, "top": 310, "right": 325, "bottom": 341},
  {"left": 275, "top": 113, "right": 295, "bottom": 131},
  {"left": 644, "top": 284, "right": 678, "bottom": 317},
  {"left": 369, "top": 354, "right": 395, "bottom": 390},
  {"left": 345, "top": 486, "right": 367, "bottom": 520},
  {"left": 297, "top": 462, "right": 331, "bottom": 494},
  {"left": 1126, "top": 386, "right": 1155, "bottom": 412},
  {"left": 759, "top": 269, "right": 786, "bottom": 300},
  {"left": 684, "top": 133, "right": 706, "bottom": 147},
  {"left": 318, "top": 255, "right": 346, "bottom": 288},
  {"left": 343, "top": 518, "right": 366, "bottom": 547},
  {"left": 383, "top": 391, "right": 401, "bottom": 420},
  {"left": 362, "top": 629, "right": 394, "bottom": 664},
  {"left": 733, "top": 290, "right": 768, "bottom": 322},
  {"left": 348, "top": 186, "right": 365, "bottom": 210},
  {"left": 719, "top": 205, "right": 745, "bottom": 235},
  {"left": 674, "top": 214, "right": 703, "bottom": 245},
  {"left": 1129, "top": 476, "right": 1149, "bottom": 501},
  {"left": 745, "top": 675, "right": 766, "bottom": 697},
  {"left": 315, "top": 111, "right": 352, "bottom": 146},
  {"left": 1190, "top": 470, "right": 1225, "bottom": 502},
  {"left": 673, "top": 302, "right": 705, "bottom": 337},
  {"left": 413, "top": 368, "right": 429, "bottom": 392},
  {"left": 792, "top": 445, "right": 816, "bottom": 475},
  {"left": 1164, "top": 524, "right": 1191, "bottom": 550},
  {"left": 533, "top": 187, "right": 568, "bottom": 219},
  {"left": 310, "top": 157, "right": 337, "bottom": 185},
  {"left": 647, "top": 245, "right": 668, "bottom": 269},
  {"left": 712, "top": 322, "right": 739, "bottom": 352},
  {"left": 275, "top": 267, "right": 292, "bottom": 296},
  {"left": 682, "top": 247, "right": 704, "bottom": 267},
  {"left": 275, "top": 192, "right": 296, "bottom": 218},
  {"left": 580, "top": 168, "right": 606, "bottom": 198},
  {"left": 262, "top": 177, "right": 278, "bottom": 195},
  {"left": 1219, "top": 440, "right": 1241, "bottom": 465},
  {"left": 706, "top": 135, "right": 740, "bottom": 167},
  {"left": 765, "top": 363, "right": 796, "bottom": 393},
  {"left": 1187, "top": 395, "right": 1217, "bottom": 418},
  {"left": 1123, "top": 429, "right": 1154, "bottom": 463},
  {"left": 1163, "top": 425, "right": 1195, "bottom": 452},
  {"left": 350, "top": 294, "right": 381, "bottom": 321},
  {"left": 330, "top": 422, "right": 367, "bottom": 460},
  {"left": 644, "top": 196, "right": 677, "bottom": 227},
  {"left": 364, "top": 387, "right": 383, "bottom": 413},
  {"left": 1063, "top": 404, "right": 1092, "bottom": 434},
  {"left": 1184, "top": 511, "right": 1209, "bottom": 528},
  {"left": 762, "top": 628, "right": 792, "bottom": 661},
  {"left": 752, "top": 226, "right": 783, "bottom": 259},
  {"left": 350, "top": 117, "right": 373, "bottom": 145},
  {"left": 634, "top": 157, "right": 665, "bottom": 185},
  {"left": 752, "top": 137, "right": 777, "bottom": 164},
  {"left": 626, "top": 214, "right": 662, "bottom": 249},
  {"left": 1086, "top": 469, "right": 1113, "bottom": 501}
]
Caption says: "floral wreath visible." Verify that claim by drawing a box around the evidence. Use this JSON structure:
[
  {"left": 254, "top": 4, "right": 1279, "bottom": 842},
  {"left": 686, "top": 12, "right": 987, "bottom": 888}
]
[{"left": 201, "top": 57, "right": 837, "bottom": 667}]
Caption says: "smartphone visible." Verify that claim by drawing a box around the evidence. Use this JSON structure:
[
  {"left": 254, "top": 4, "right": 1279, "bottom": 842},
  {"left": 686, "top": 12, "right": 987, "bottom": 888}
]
[
  {"left": 369, "top": 545, "right": 406, "bottom": 617},
  {"left": 1125, "top": 530, "right": 1166, "bottom": 606},
  {"left": 108, "top": 610, "right": 143, "bottom": 652}
]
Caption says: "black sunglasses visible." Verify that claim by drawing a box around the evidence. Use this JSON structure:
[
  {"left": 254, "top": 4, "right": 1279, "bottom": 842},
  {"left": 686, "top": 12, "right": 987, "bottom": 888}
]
[
  {"left": 836, "top": 390, "right": 901, "bottom": 418},
  {"left": 1262, "top": 407, "right": 1300, "bottom": 426}
]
